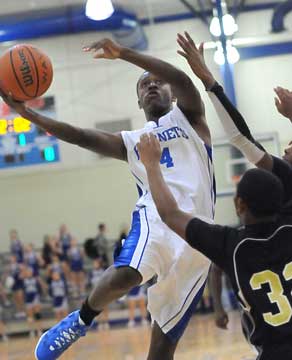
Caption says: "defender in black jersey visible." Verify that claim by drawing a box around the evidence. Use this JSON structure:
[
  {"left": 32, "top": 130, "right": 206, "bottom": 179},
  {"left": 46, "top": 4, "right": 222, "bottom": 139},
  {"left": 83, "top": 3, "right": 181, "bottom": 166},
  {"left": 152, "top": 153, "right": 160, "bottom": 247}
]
[
  {"left": 176, "top": 31, "right": 292, "bottom": 330},
  {"left": 137, "top": 132, "right": 292, "bottom": 360}
]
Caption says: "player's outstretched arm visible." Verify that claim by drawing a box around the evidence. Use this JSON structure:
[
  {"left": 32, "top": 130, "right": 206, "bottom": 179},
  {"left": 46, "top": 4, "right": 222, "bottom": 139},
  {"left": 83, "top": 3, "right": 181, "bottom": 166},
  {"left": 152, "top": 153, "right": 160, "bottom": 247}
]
[
  {"left": 177, "top": 32, "right": 275, "bottom": 171},
  {"left": 0, "top": 90, "right": 126, "bottom": 161},
  {"left": 83, "top": 38, "right": 210, "bottom": 145},
  {"left": 274, "top": 87, "right": 292, "bottom": 123},
  {"left": 137, "top": 133, "right": 231, "bottom": 268},
  {"left": 209, "top": 264, "right": 229, "bottom": 330},
  {"left": 137, "top": 133, "right": 192, "bottom": 239}
]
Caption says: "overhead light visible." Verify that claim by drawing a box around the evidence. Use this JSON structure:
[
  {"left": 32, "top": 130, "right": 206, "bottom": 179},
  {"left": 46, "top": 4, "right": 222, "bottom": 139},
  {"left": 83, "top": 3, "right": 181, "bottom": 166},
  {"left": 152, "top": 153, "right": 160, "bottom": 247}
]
[
  {"left": 209, "top": 14, "right": 238, "bottom": 37},
  {"left": 210, "top": 17, "right": 221, "bottom": 37},
  {"left": 214, "top": 47, "right": 225, "bottom": 66},
  {"left": 85, "top": 0, "right": 114, "bottom": 21},
  {"left": 226, "top": 44, "right": 240, "bottom": 64},
  {"left": 223, "top": 14, "right": 238, "bottom": 36},
  {"left": 214, "top": 42, "right": 240, "bottom": 65}
]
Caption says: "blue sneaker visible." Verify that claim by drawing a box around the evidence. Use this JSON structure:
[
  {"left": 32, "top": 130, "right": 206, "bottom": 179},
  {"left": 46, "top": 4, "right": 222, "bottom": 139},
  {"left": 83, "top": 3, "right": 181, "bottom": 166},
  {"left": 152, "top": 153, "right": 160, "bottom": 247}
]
[{"left": 35, "top": 310, "right": 89, "bottom": 360}]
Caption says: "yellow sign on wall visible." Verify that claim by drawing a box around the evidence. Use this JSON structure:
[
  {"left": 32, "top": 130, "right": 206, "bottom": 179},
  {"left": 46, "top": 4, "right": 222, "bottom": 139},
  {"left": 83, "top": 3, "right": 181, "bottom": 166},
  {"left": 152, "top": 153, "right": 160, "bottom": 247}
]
[{"left": 0, "top": 117, "right": 32, "bottom": 135}]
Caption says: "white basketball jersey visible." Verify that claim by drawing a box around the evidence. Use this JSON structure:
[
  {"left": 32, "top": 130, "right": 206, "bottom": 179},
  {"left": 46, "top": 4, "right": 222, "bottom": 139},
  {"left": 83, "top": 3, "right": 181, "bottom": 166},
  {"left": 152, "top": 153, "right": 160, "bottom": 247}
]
[{"left": 121, "top": 105, "right": 215, "bottom": 220}]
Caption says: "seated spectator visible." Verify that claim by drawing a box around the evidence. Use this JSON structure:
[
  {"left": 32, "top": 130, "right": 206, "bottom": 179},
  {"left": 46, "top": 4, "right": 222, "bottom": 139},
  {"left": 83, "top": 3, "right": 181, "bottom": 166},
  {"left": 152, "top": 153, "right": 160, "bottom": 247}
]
[{"left": 9, "top": 229, "right": 24, "bottom": 264}]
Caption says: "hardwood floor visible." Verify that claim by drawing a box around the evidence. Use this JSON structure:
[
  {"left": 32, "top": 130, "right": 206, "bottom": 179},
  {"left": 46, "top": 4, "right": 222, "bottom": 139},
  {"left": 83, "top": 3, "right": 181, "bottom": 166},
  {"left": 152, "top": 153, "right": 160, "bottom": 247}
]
[{"left": 0, "top": 312, "right": 255, "bottom": 360}]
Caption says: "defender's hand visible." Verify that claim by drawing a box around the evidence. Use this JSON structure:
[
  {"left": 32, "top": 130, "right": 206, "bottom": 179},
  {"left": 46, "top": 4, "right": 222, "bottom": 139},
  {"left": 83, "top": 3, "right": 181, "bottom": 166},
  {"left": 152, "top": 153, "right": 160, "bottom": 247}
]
[
  {"left": 177, "top": 32, "right": 215, "bottom": 89},
  {"left": 83, "top": 38, "right": 122, "bottom": 60},
  {"left": 274, "top": 87, "right": 292, "bottom": 122},
  {"left": 214, "top": 309, "right": 229, "bottom": 330},
  {"left": 0, "top": 89, "right": 27, "bottom": 115},
  {"left": 137, "top": 133, "right": 162, "bottom": 168}
]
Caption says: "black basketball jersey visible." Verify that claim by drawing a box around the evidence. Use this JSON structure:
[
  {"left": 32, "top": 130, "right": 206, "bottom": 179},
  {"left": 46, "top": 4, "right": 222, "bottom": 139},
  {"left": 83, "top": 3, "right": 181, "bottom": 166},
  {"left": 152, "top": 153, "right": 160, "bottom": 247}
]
[{"left": 186, "top": 216, "right": 292, "bottom": 359}]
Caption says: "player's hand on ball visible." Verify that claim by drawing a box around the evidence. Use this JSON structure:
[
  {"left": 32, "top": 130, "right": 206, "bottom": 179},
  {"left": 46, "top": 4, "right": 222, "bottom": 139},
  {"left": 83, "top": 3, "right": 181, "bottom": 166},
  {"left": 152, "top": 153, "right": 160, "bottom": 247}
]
[
  {"left": 0, "top": 88, "right": 27, "bottom": 114},
  {"left": 214, "top": 309, "right": 229, "bottom": 330},
  {"left": 83, "top": 38, "right": 122, "bottom": 60},
  {"left": 137, "top": 133, "right": 162, "bottom": 168}
]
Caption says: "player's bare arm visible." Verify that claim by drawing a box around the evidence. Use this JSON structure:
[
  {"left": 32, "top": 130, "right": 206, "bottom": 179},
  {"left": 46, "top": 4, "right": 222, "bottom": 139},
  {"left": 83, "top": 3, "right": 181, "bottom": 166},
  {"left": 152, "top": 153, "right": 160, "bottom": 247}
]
[
  {"left": 83, "top": 37, "right": 211, "bottom": 145},
  {"left": 274, "top": 86, "right": 292, "bottom": 124},
  {"left": 0, "top": 90, "right": 126, "bottom": 161},
  {"left": 137, "top": 133, "right": 193, "bottom": 239},
  {"left": 209, "top": 264, "right": 229, "bottom": 330}
]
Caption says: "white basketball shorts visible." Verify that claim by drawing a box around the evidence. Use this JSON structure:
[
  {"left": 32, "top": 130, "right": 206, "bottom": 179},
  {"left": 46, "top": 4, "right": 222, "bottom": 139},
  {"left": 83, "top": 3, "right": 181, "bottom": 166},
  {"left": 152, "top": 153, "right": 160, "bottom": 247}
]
[{"left": 114, "top": 206, "right": 211, "bottom": 342}]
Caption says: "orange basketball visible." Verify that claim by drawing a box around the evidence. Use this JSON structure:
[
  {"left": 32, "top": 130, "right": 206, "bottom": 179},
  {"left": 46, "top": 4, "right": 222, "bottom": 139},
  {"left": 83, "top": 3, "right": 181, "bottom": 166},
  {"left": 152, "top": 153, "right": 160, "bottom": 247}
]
[{"left": 0, "top": 44, "right": 53, "bottom": 101}]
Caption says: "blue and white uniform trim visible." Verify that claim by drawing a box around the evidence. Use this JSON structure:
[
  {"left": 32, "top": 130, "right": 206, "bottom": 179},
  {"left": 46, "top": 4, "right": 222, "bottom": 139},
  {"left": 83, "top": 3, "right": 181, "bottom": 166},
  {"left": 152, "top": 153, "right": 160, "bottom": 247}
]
[
  {"left": 166, "top": 279, "right": 206, "bottom": 342},
  {"left": 114, "top": 207, "right": 150, "bottom": 270}
]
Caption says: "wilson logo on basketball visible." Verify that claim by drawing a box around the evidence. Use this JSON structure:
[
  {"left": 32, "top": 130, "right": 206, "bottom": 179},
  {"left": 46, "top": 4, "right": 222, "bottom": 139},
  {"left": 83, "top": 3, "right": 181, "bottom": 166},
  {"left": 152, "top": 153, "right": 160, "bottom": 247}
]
[{"left": 18, "top": 49, "right": 33, "bottom": 87}]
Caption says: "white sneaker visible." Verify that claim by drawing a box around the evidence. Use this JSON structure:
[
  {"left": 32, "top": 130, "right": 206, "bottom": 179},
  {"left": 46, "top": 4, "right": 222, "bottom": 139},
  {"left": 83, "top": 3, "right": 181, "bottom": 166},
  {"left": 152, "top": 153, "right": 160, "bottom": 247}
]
[{"left": 127, "top": 320, "right": 135, "bottom": 328}]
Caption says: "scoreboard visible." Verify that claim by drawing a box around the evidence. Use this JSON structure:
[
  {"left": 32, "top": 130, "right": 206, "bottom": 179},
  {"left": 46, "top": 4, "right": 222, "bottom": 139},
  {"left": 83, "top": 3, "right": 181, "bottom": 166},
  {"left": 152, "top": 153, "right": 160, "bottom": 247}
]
[{"left": 0, "top": 96, "right": 60, "bottom": 169}]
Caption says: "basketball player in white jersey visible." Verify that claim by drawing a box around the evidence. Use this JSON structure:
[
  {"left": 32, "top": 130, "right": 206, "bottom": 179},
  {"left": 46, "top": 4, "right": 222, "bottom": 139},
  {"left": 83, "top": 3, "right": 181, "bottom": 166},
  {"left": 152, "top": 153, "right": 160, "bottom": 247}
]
[{"left": 0, "top": 37, "right": 215, "bottom": 360}]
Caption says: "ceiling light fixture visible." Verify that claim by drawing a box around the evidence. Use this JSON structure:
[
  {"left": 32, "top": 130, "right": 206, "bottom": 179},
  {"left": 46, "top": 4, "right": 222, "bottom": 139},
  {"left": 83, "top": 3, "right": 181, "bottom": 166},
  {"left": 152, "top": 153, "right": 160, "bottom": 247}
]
[{"left": 85, "top": 0, "right": 114, "bottom": 21}]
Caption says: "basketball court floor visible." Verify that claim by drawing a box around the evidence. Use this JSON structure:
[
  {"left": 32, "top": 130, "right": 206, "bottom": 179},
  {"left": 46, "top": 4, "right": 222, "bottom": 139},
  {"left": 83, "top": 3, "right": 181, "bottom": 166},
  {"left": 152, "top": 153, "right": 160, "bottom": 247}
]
[{"left": 1, "top": 312, "right": 254, "bottom": 360}]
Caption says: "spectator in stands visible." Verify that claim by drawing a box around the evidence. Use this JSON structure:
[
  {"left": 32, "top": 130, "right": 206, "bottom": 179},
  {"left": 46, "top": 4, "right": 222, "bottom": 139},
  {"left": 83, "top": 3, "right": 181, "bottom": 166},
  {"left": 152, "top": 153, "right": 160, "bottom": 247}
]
[
  {"left": 24, "top": 243, "right": 44, "bottom": 277},
  {"left": 46, "top": 255, "right": 65, "bottom": 284},
  {"left": 42, "top": 235, "right": 54, "bottom": 266},
  {"left": 9, "top": 255, "right": 25, "bottom": 318},
  {"left": 22, "top": 266, "right": 43, "bottom": 338},
  {"left": 49, "top": 271, "right": 68, "bottom": 322},
  {"left": 68, "top": 238, "right": 85, "bottom": 297},
  {"left": 127, "top": 286, "right": 149, "bottom": 328},
  {"left": 9, "top": 229, "right": 23, "bottom": 264},
  {"left": 89, "top": 258, "right": 110, "bottom": 330},
  {"left": 94, "top": 223, "right": 109, "bottom": 267},
  {"left": 58, "top": 224, "right": 72, "bottom": 261},
  {"left": 58, "top": 225, "right": 72, "bottom": 282}
]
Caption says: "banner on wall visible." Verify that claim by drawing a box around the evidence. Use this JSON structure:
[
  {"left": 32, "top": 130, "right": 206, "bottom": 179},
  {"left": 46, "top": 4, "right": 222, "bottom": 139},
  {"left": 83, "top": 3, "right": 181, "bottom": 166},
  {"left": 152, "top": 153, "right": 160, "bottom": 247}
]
[{"left": 0, "top": 96, "right": 60, "bottom": 169}]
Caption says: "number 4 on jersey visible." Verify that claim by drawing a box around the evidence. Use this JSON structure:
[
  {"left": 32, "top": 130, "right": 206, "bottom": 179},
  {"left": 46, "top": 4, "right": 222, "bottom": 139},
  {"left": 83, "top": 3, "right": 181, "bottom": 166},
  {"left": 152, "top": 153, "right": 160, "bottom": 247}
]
[{"left": 160, "top": 147, "right": 174, "bottom": 168}]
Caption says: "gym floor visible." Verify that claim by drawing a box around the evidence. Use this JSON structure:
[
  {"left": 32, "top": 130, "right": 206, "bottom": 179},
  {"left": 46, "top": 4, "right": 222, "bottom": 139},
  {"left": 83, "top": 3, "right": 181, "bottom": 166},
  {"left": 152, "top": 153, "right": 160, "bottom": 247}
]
[{"left": 1, "top": 311, "right": 255, "bottom": 360}]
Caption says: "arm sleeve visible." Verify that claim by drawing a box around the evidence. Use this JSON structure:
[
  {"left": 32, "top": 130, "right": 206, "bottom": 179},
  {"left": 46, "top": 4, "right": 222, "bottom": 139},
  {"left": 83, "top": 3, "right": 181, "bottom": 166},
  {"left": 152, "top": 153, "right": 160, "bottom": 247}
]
[
  {"left": 207, "top": 82, "right": 266, "bottom": 164},
  {"left": 272, "top": 156, "right": 292, "bottom": 205},
  {"left": 185, "top": 218, "right": 235, "bottom": 271}
]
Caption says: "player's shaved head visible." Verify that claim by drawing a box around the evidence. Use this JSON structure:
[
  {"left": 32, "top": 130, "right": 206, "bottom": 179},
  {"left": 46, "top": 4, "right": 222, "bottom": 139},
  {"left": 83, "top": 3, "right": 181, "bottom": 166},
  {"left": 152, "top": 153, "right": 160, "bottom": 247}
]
[
  {"left": 237, "top": 168, "right": 284, "bottom": 217},
  {"left": 136, "top": 71, "right": 149, "bottom": 96}
]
